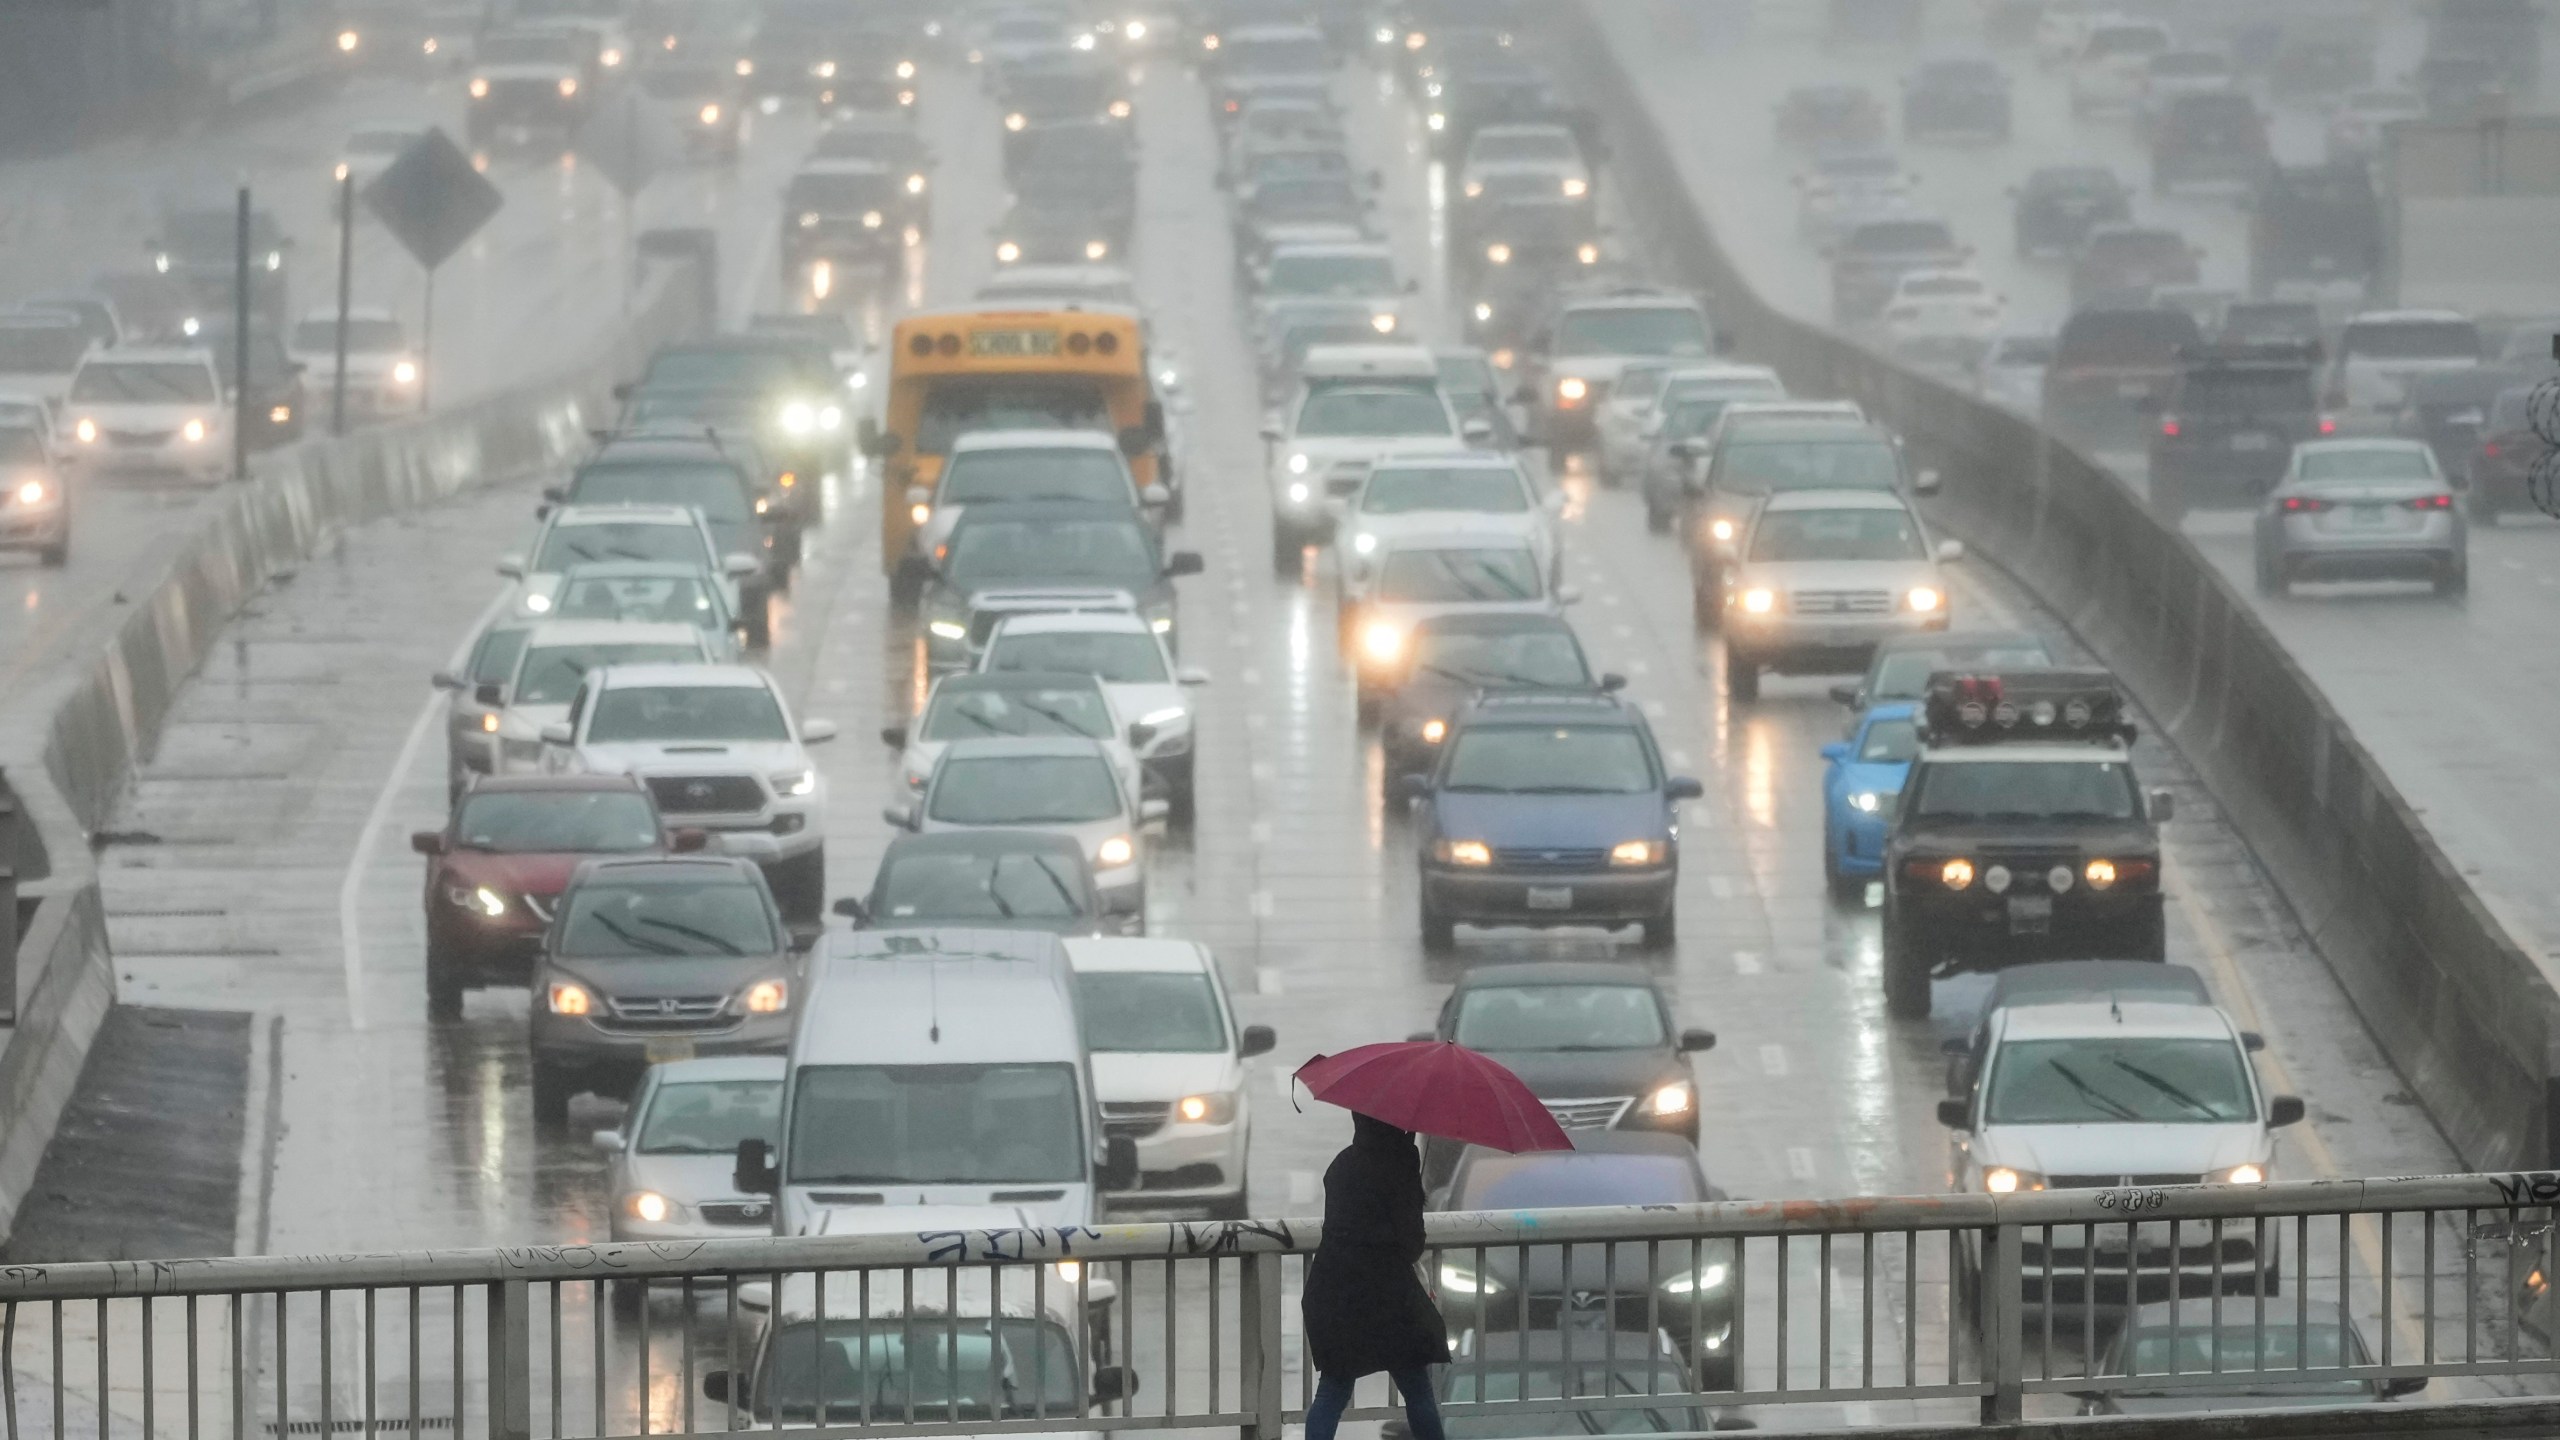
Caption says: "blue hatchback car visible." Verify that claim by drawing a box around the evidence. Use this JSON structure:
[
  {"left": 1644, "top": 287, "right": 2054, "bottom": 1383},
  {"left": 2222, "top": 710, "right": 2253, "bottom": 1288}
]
[
  {"left": 1820, "top": 701, "right": 1920, "bottom": 900},
  {"left": 1403, "top": 692, "right": 1704, "bottom": 952}
]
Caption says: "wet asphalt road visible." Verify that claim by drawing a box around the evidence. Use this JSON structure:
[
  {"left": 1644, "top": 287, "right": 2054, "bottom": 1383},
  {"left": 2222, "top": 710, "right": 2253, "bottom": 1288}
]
[{"left": 58, "top": 10, "right": 2522, "bottom": 1429}]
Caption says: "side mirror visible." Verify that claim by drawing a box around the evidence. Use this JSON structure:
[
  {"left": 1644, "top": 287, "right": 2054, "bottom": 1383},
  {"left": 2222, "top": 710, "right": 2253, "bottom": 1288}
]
[
  {"left": 2268, "top": 1095, "right": 2305, "bottom": 1128},
  {"left": 668, "top": 828, "right": 709, "bottom": 853},
  {"left": 1715, "top": 332, "right": 1736, "bottom": 355},
  {"left": 1259, "top": 423, "right": 1283, "bottom": 443},
  {"left": 1164, "top": 550, "right": 1205, "bottom": 578},
  {"left": 474, "top": 681, "right": 505, "bottom": 707},
  {"left": 612, "top": 382, "right": 633, "bottom": 402},
  {"left": 834, "top": 895, "right": 870, "bottom": 922},
  {"left": 542, "top": 485, "right": 567, "bottom": 503},
  {"left": 592, "top": 1128, "right": 627, "bottom": 1153},
  {"left": 1091, "top": 1365, "right": 1138, "bottom": 1405},
  {"left": 1117, "top": 425, "right": 1152, "bottom": 457},
  {"left": 496, "top": 555, "right": 527, "bottom": 579},
  {"left": 733, "top": 1137, "right": 778, "bottom": 1195},
  {"left": 1396, "top": 773, "right": 1431, "bottom": 804},
  {"left": 1178, "top": 667, "right": 1211, "bottom": 686},
  {"left": 1140, "top": 798, "right": 1171, "bottom": 825},
  {"left": 1671, "top": 439, "right": 1703, "bottom": 460},
  {"left": 801, "top": 719, "right": 838, "bottom": 744},
  {"left": 1140, "top": 484, "right": 1171, "bottom": 507},
  {"left": 856, "top": 415, "right": 885, "bottom": 454},
  {"left": 723, "top": 554, "right": 761, "bottom": 578},
  {"left": 1598, "top": 672, "right": 1627, "bottom": 692},
  {"left": 883, "top": 802, "right": 919, "bottom": 830},
  {"left": 1099, "top": 1136, "right": 1140, "bottom": 1190},
  {"left": 1913, "top": 467, "right": 1943, "bottom": 496},
  {"left": 1677, "top": 1028, "right": 1716, "bottom": 1054},
  {"left": 2383, "top": 1376, "right": 2428, "bottom": 1399},
  {"left": 1239, "top": 1024, "right": 1277, "bottom": 1058},
  {"left": 1665, "top": 776, "right": 1704, "bottom": 801},
  {"left": 431, "top": 670, "right": 465, "bottom": 690},
  {"left": 1128, "top": 722, "right": 1158, "bottom": 749},
  {"left": 1554, "top": 584, "right": 1582, "bottom": 605},
  {"left": 1936, "top": 1098, "right": 1971, "bottom": 1129},
  {"left": 409, "top": 830, "right": 446, "bottom": 856},
  {"left": 1827, "top": 681, "right": 1860, "bottom": 706},
  {"left": 879, "top": 724, "right": 908, "bottom": 749},
  {"left": 539, "top": 722, "right": 574, "bottom": 746},
  {"left": 1461, "top": 417, "right": 1494, "bottom": 444},
  {"left": 2240, "top": 1030, "right": 2266, "bottom": 1053},
  {"left": 2149, "top": 789, "right": 2176, "bottom": 823},
  {"left": 1935, "top": 539, "right": 1965, "bottom": 563},
  {"left": 701, "top": 1372, "right": 734, "bottom": 1405},
  {"left": 1819, "top": 742, "right": 1850, "bottom": 763}
]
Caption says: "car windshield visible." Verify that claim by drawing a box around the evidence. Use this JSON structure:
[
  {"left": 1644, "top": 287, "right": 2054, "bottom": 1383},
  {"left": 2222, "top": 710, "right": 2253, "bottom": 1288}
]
[
  {"left": 1442, "top": 724, "right": 1656, "bottom": 794},
  {"left": 1440, "top": 358, "right": 1496, "bottom": 395},
  {"left": 787, "top": 1062, "right": 1085, "bottom": 1184},
  {"left": 1360, "top": 466, "right": 1528, "bottom": 514},
  {"left": 1718, "top": 439, "right": 1900, "bottom": 495},
  {"left": 1555, "top": 308, "right": 1711, "bottom": 358},
  {"left": 1870, "top": 645, "right": 2052, "bottom": 699},
  {"left": 291, "top": 318, "right": 404, "bottom": 352},
  {"left": 1248, "top": 151, "right": 1349, "bottom": 183},
  {"left": 2117, "top": 1322, "right": 2362, "bottom": 1387},
  {"left": 1377, "top": 547, "right": 1542, "bottom": 603},
  {"left": 0, "top": 427, "right": 42, "bottom": 465},
  {"left": 1909, "top": 758, "right": 2137, "bottom": 820},
  {"left": 536, "top": 522, "right": 711, "bottom": 570},
  {"left": 984, "top": 630, "right": 1169, "bottom": 683},
  {"left": 942, "top": 517, "right": 1157, "bottom": 590},
  {"left": 754, "top": 1317, "right": 1083, "bottom": 1423},
  {"left": 924, "top": 685, "right": 1113, "bottom": 741},
  {"left": 2088, "top": 232, "right": 2189, "bottom": 266},
  {"left": 558, "top": 879, "right": 777, "bottom": 958},
  {"left": 875, "top": 849, "right": 1091, "bottom": 923},
  {"left": 1254, "top": 177, "right": 1359, "bottom": 213},
  {"left": 2342, "top": 321, "right": 2481, "bottom": 362},
  {"left": 1985, "top": 1037, "right": 2253, "bottom": 1124},
  {"left": 553, "top": 573, "right": 727, "bottom": 630},
  {"left": 2182, "top": 370, "right": 2313, "bottom": 413},
  {"left": 1077, "top": 972, "right": 1227, "bottom": 1052},
  {"left": 2298, "top": 448, "right": 2436, "bottom": 482},
  {"left": 451, "top": 790, "right": 661, "bottom": 853},
  {"left": 929, "top": 754, "right": 1122, "bottom": 825},
  {"left": 478, "top": 33, "right": 581, "bottom": 63},
  {"left": 940, "top": 449, "right": 1129, "bottom": 507},
  {"left": 585, "top": 684, "right": 789, "bottom": 742},
  {"left": 1452, "top": 984, "right": 1664, "bottom": 1051},
  {"left": 573, "top": 462, "right": 752, "bottom": 523},
  {"left": 642, "top": 349, "right": 809, "bottom": 392},
  {"left": 1465, "top": 1156, "right": 1703, "bottom": 1210},
  {"left": 1748, "top": 507, "right": 1925, "bottom": 562},
  {"left": 1296, "top": 389, "right": 1451, "bottom": 438},
  {"left": 1267, "top": 253, "right": 1397, "bottom": 295},
  {"left": 470, "top": 627, "right": 532, "bottom": 684},
  {"left": 1412, "top": 628, "right": 1590, "bottom": 688},
  {"left": 2058, "top": 313, "right": 2199, "bottom": 365},
  {"left": 0, "top": 327, "right": 87, "bottom": 372},
  {"left": 514, "top": 642, "right": 703, "bottom": 705},
  {"left": 1471, "top": 129, "right": 1580, "bottom": 164},
  {"left": 1443, "top": 1369, "right": 1704, "bottom": 1437},
  {"left": 916, "top": 379, "right": 1112, "bottom": 454},
  {"left": 787, "top": 172, "right": 895, "bottom": 210},
  {"left": 1229, "top": 36, "right": 1328, "bottom": 72},
  {"left": 70, "top": 362, "right": 215, "bottom": 403},
  {"left": 637, "top": 1079, "right": 780, "bottom": 1154},
  {"left": 1859, "top": 717, "right": 1921, "bottom": 763},
  {"left": 1658, "top": 399, "right": 1733, "bottom": 440}
]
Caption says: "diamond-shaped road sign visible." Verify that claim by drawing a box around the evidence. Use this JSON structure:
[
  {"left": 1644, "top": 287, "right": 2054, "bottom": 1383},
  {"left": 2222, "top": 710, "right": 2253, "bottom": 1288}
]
[
  {"left": 575, "top": 91, "right": 684, "bottom": 198},
  {"left": 363, "top": 128, "right": 504, "bottom": 271}
]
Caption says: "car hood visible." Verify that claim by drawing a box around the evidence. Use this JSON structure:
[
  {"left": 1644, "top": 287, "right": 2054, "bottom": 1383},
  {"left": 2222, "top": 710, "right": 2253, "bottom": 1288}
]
[
  {"left": 74, "top": 401, "right": 221, "bottom": 425},
  {"left": 1102, "top": 680, "right": 1189, "bottom": 730},
  {"left": 1352, "top": 513, "right": 1543, "bottom": 549},
  {"left": 1733, "top": 557, "right": 1941, "bottom": 594},
  {"left": 1976, "top": 1123, "right": 2267, "bottom": 1179},
  {"left": 439, "top": 847, "right": 606, "bottom": 898},
  {"left": 479, "top": 61, "right": 580, "bottom": 80},
  {"left": 1372, "top": 596, "right": 1556, "bottom": 632},
  {"left": 576, "top": 740, "right": 807, "bottom": 775},
  {"left": 1431, "top": 788, "right": 1665, "bottom": 851},
  {"left": 1089, "top": 1051, "right": 1235, "bottom": 1105},
  {"left": 1894, "top": 817, "right": 2156, "bottom": 853},
  {"left": 1546, "top": 355, "right": 1648, "bottom": 385},
  {"left": 1475, "top": 1045, "right": 1681, "bottom": 1101},
  {"left": 621, "top": 1152, "right": 774, "bottom": 1211},
  {"left": 786, "top": 1194, "right": 1091, "bottom": 1237},
  {"left": 1835, "top": 758, "right": 1909, "bottom": 800},
  {"left": 1251, "top": 220, "right": 1369, "bottom": 248},
  {"left": 547, "top": 953, "right": 784, "bottom": 1001}
]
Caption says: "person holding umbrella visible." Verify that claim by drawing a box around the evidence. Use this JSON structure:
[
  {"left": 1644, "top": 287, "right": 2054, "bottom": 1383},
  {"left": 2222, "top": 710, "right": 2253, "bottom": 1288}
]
[{"left": 1294, "top": 1040, "right": 1573, "bottom": 1440}]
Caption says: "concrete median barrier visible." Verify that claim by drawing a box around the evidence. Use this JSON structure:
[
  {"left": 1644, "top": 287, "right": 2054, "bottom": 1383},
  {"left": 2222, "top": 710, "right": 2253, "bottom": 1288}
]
[
  {"left": 0, "top": 260, "right": 708, "bottom": 1247},
  {"left": 1556, "top": 2, "right": 2556, "bottom": 1172}
]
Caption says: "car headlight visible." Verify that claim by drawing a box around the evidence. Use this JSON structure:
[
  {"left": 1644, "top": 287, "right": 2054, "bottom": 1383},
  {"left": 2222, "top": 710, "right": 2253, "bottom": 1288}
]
[
  {"left": 910, "top": 502, "right": 931, "bottom": 526},
  {"left": 1577, "top": 242, "right": 1601, "bottom": 265},
  {"left": 699, "top": 102, "right": 721, "bottom": 124},
  {"left": 600, "top": 47, "right": 621, "bottom": 66},
  {"left": 1433, "top": 839, "right": 1491, "bottom": 867},
  {"left": 1906, "top": 586, "right": 1943, "bottom": 613},
  {"left": 817, "top": 404, "right": 843, "bottom": 431},
  {"left": 1054, "top": 1261, "right": 1083, "bottom": 1282},
  {"left": 1851, "top": 791, "right": 1892, "bottom": 814},
  {"left": 1286, "top": 452, "right": 1311, "bottom": 475},
  {"left": 799, "top": 211, "right": 820, "bottom": 228},
  {"left": 1352, "top": 531, "right": 1377, "bottom": 555},
  {"left": 1556, "top": 376, "right": 1587, "bottom": 403},
  {"left": 558, "top": 77, "right": 578, "bottom": 97},
  {"left": 1005, "top": 111, "right": 1027, "bottom": 131},
  {"left": 1662, "top": 1260, "right": 1730, "bottom": 1294},
  {"left": 996, "top": 241, "right": 1022, "bottom": 263},
  {"left": 742, "top": 978, "right": 789, "bottom": 1014},
  {"left": 479, "top": 713, "right": 501, "bottom": 733},
  {"left": 1109, "top": 99, "right": 1133, "bottom": 118},
  {"left": 1085, "top": 239, "right": 1112, "bottom": 260},
  {"left": 1485, "top": 242, "right": 1512, "bottom": 264},
  {"left": 1437, "top": 1264, "right": 1502, "bottom": 1295},
  {"left": 547, "top": 981, "right": 594, "bottom": 1016},
  {"left": 1139, "top": 706, "right": 1186, "bottom": 730},
  {"left": 269, "top": 404, "right": 292, "bottom": 424},
  {"left": 1738, "top": 587, "right": 1775, "bottom": 614},
  {"left": 15, "top": 479, "right": 44, "bottom": 506},
  {"left": 181, "top": 418, "right": 208, "bottom": 444},
  {"left": 2213, "top": 1163, "right": 2267, "bottom": 1185},
  {"left": 1370, "top": 312, "right": 1397, "bottom": 334},
  {"left": 1708, "top": 519, "right": 1735, "bottom": 543},
  {"left": 1176, "top": 1092, "right": 1236, "bottom": 1124},
  {"left": 1150, "top": 615, "right": 1173, "bottom": 634},
  {"left": 1562, "top": 177, "right": 1589, "bottom": 198},
  {"left": 1464, "top": 180, "right": 1485, "bottom": 198},
  {"left": 625, "top": 1191, "right": 689, "bottom": 1224},
  {"left": 906, "top": 172, "right": 927, "bottom": 194},
  {"left": 735, "top": 59, "right": 753, "bottom": 76},
  {"left": 469, "top": 77, "right": 490, "bottom": 97},
  {"left": 927, "top": 619, "right": 968, "bottom": 641},
  {"left": 2084, "top": 858, "right": 2118, "bottom": 890},
  {"left": 1420, "top": 718, "right": 1447, "bottom": 744},
  {"left": 896, "top": 59, "right": 916, "bottom": 79},
  {"left": 862, "top": 210, "right": 883, "bottom": 229},
  {"left": 1096, "top": 834, "right": 1136, "bottom": 868},
  {"left": 74, "top": 418, "right": 97, "bottom": 444},
  {"left": 814, "top": 60, "right": 836, "bottom": 77},
  {"left": 392, "top": 359, "right": 419, "bottom": 385},
  {"left": 779, "top": 401, "right": 816, "bottom": 435},
  {"left": 773, "top": 769, "right": 816, "bottom": 798},
  {"left": 1940, "top": 857, "right": 1975, "bottom": 890},
  {"left": 1610, "top": 840, "right": 1663, "bottom": 867},
  {"left": 1428, "top": 112, "right": 1446, "bottom": 131},
  {"left": 522, "top": 592, "right": 552, "bottom": 613},
  {"left": 1286, "top": 482, "right": 1310, "bottom": 504},
  {"left": 1648, "top": 1081, "right": 1693, "bottom": 1116},
  {"left": 1361, "top": 621, "right": 1405, "bottom": 663},
  {"left": 445, "top": 884, "right": 507, "bottom": 917},
  {"left": 1474, "top": 301, "right": 1493, "bottom": 322},
  {"left": 1983, "top": 1166, "right": 2046, "bottom": 1194}
]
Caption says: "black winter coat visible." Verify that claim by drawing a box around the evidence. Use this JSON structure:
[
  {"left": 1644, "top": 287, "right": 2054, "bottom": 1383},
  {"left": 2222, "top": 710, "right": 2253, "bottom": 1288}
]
[{"left": 1299, "top": 1113, "right": 1449, "bottom": 1378}]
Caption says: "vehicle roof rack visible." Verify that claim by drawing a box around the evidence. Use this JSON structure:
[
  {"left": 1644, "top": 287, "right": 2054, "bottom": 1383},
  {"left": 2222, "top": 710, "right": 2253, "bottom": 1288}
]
[{"left": 1919, "top": 669, "right": 2136, "bottom": 746}]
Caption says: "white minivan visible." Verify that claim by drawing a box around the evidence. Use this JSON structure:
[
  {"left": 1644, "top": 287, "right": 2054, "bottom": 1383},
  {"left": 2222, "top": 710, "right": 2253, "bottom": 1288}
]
[{"left": 1063, "top": 938, "right": 1273, "bottom": 1218}]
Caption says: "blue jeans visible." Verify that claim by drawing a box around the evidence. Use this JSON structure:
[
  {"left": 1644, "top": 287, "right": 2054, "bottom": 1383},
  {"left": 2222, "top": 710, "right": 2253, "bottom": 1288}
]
[{"left": 1304, "top": 1367, "right": 1444, "bottom": 1440}]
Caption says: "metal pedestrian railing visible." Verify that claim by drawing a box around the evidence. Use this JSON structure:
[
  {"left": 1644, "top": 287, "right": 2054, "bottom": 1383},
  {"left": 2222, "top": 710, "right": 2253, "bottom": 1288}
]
[{"left": 2, "top": 1174, "right": 2557, "bottom": 1440}]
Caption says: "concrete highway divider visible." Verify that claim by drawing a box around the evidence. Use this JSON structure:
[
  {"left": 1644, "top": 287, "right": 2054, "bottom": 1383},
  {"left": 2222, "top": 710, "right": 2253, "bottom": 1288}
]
[
  {"left": 1555, "top": 2, "right": 2557, "bottom": 1173},
  {"left": 0, "top": 255, "right": 708, "bottom": 1246}
]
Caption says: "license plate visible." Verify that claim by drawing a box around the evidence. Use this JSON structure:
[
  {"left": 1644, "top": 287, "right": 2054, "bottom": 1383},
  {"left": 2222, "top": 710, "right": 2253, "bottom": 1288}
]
[
  {"left": 969, "top": 329, "right": 1059, "bottom": 358},
  {"left": 2007, "top": 895, "right": 2054, "bottom": 934},
  {"left": 645, "top": 1038, "right": 698, "bottom": 1063},
  {"left": 2231, "top": 433, "right": 2271, "bottom": 452},
  {"left": 1525, "top": 886, "right": 1573, "bottom": 911},
  {"left": 2345, "top": 504, "right": 2392, "bottom": 527}
]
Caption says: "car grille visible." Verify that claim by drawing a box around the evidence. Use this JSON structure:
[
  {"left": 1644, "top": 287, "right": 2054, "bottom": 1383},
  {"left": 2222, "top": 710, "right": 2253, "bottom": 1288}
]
[
  {"left": 2048, "top": 1173, "right": 2205, "bottom": 1190},
  {"left": 1790, "top": 589, "right": 1895, "bottom": 615},
  {"left": 1492, "top": 846, "right": 1608, "bottom": 871},
  {"left": 1103, "top": 1101, "right": 1171, "bottom": 1141},
  {"left": 522, "top": 894, "right": 558, "bottom": 924},
  {"left": 646, "top": 774, "right": 764, "bottom": 814},
  {"left": 1972, "top": 853, "right": 2081, "bottom": 894},
  {"left": 599, "top": 994, "right": 731, "bottom": 1032},
  {"left": 698, "top": 1200, "right": 774, "bottom": 1227},
  {"left": 1542, "top": 1097, "right": 1632, "bottom": 1131},
  {"left": 109, "top": 429, "right": 173, "bottom": 448}
]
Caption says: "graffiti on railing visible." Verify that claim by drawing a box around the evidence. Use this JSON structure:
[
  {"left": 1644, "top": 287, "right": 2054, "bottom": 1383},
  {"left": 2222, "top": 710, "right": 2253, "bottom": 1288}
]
[
  {"left": 2093, "top": 1189, "right": 2169, "bottom": 1213},
  {"left": 2487, "top": 1172, "right": 2560, "bottom": 1208},
  {"left": 918, "top": 1218, "right": 1297, "bottom": 1265}
]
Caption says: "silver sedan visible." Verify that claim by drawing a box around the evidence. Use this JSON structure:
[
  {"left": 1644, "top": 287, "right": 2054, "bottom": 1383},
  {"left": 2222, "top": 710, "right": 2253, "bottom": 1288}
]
[{"left": 2253, "top": 439, "right": 2466, "bottom": 598}]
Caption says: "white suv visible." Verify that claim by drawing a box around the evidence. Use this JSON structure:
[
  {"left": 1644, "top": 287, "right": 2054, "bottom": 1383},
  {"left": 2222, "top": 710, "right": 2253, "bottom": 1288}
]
[
  {"left": 1064, "top": 936, "right": 1274, "bottom": 1218},
  {"left": 980, "top": 610, "right": 1208, "bottom": 821},
  {"left": 539, "top": 664, "right": 838, "bottom": 924},
  {"left": 1264, "top": 344, "right": 1488, "bottom": 569},
  {"left": 500, "top": 504, "right": 761, "bottom": 627}
]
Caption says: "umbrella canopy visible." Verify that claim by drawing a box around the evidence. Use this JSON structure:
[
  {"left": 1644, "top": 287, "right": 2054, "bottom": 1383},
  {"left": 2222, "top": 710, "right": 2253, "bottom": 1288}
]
[{"left": 1295, "top": 1041, "right": 1572, "bottom": 1154}]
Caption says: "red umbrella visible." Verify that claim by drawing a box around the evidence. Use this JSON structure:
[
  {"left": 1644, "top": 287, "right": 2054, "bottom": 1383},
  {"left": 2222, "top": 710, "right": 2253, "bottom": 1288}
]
[{"left": 1295, "top": 1041, "right": 1573, "bottom": 1154}]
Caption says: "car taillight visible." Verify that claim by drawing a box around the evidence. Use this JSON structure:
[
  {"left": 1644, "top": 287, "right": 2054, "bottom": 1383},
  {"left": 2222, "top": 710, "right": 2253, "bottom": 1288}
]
[
  {"left": 2318, "top": 416, "right": 2337, "bottom": 435},
  {"left": 2158, "top": 416, "right": 2180, "bottom": 438},
  {"left": 2405, "top": 494, "right": 2455, "bottom": 511},
  {"left": 2281, "top": 496, "right": 2331, "bottom": 513},
  {"left": 2482, "top": 441, "right": 2502, "bottom": 459}
]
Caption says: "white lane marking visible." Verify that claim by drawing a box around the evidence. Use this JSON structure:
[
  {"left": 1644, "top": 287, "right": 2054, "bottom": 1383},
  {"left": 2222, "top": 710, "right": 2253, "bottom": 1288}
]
[
  {"left": 1731, "top": 950, "right": 1764, "bottom": 975},
  {"left": 1289, "top": 1170, "right": 1318, "bottom": 1205},
  {"left": 1786, "top": 1147, "right": 1817, "bottom": 1181},
  {"left": 341, "top": 585, "right": 513, "bottom": 1029},
  {"left": 1758, "top": 1043, "right": 1789, "bottom": 1077}
]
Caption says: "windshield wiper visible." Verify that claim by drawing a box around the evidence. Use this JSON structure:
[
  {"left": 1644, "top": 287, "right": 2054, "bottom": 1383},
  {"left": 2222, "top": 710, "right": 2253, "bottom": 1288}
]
[
  {"left": 636, "top": 917, "right": 750, "bottom": 955},
  {"left": 1031, "top": 857, "right": 1082, "bottom": 914},
  {"left": 2105, "top": 1057, "right": 2224, "bottom": 1120},
  {"left": 591, "top": 912, "right": 684, "bottom": 957},
  {"left": 2042, "top": 1059, "right": 2144, "bottom": 1122}
]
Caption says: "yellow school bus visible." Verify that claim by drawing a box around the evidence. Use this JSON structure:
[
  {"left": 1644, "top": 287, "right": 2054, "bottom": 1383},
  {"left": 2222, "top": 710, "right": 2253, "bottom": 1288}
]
[{"left": 863, "top": 306, "right": 1169, "bottom": 595}]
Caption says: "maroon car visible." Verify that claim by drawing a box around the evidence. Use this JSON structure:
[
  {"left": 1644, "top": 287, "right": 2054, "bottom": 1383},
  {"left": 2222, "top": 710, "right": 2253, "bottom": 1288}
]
[
  {"left": 2466, "top": 382, "right": 2540, "bottom": 526},
  {"left": 410, "top": 774, "right": 703, "bottom": 1021}
]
